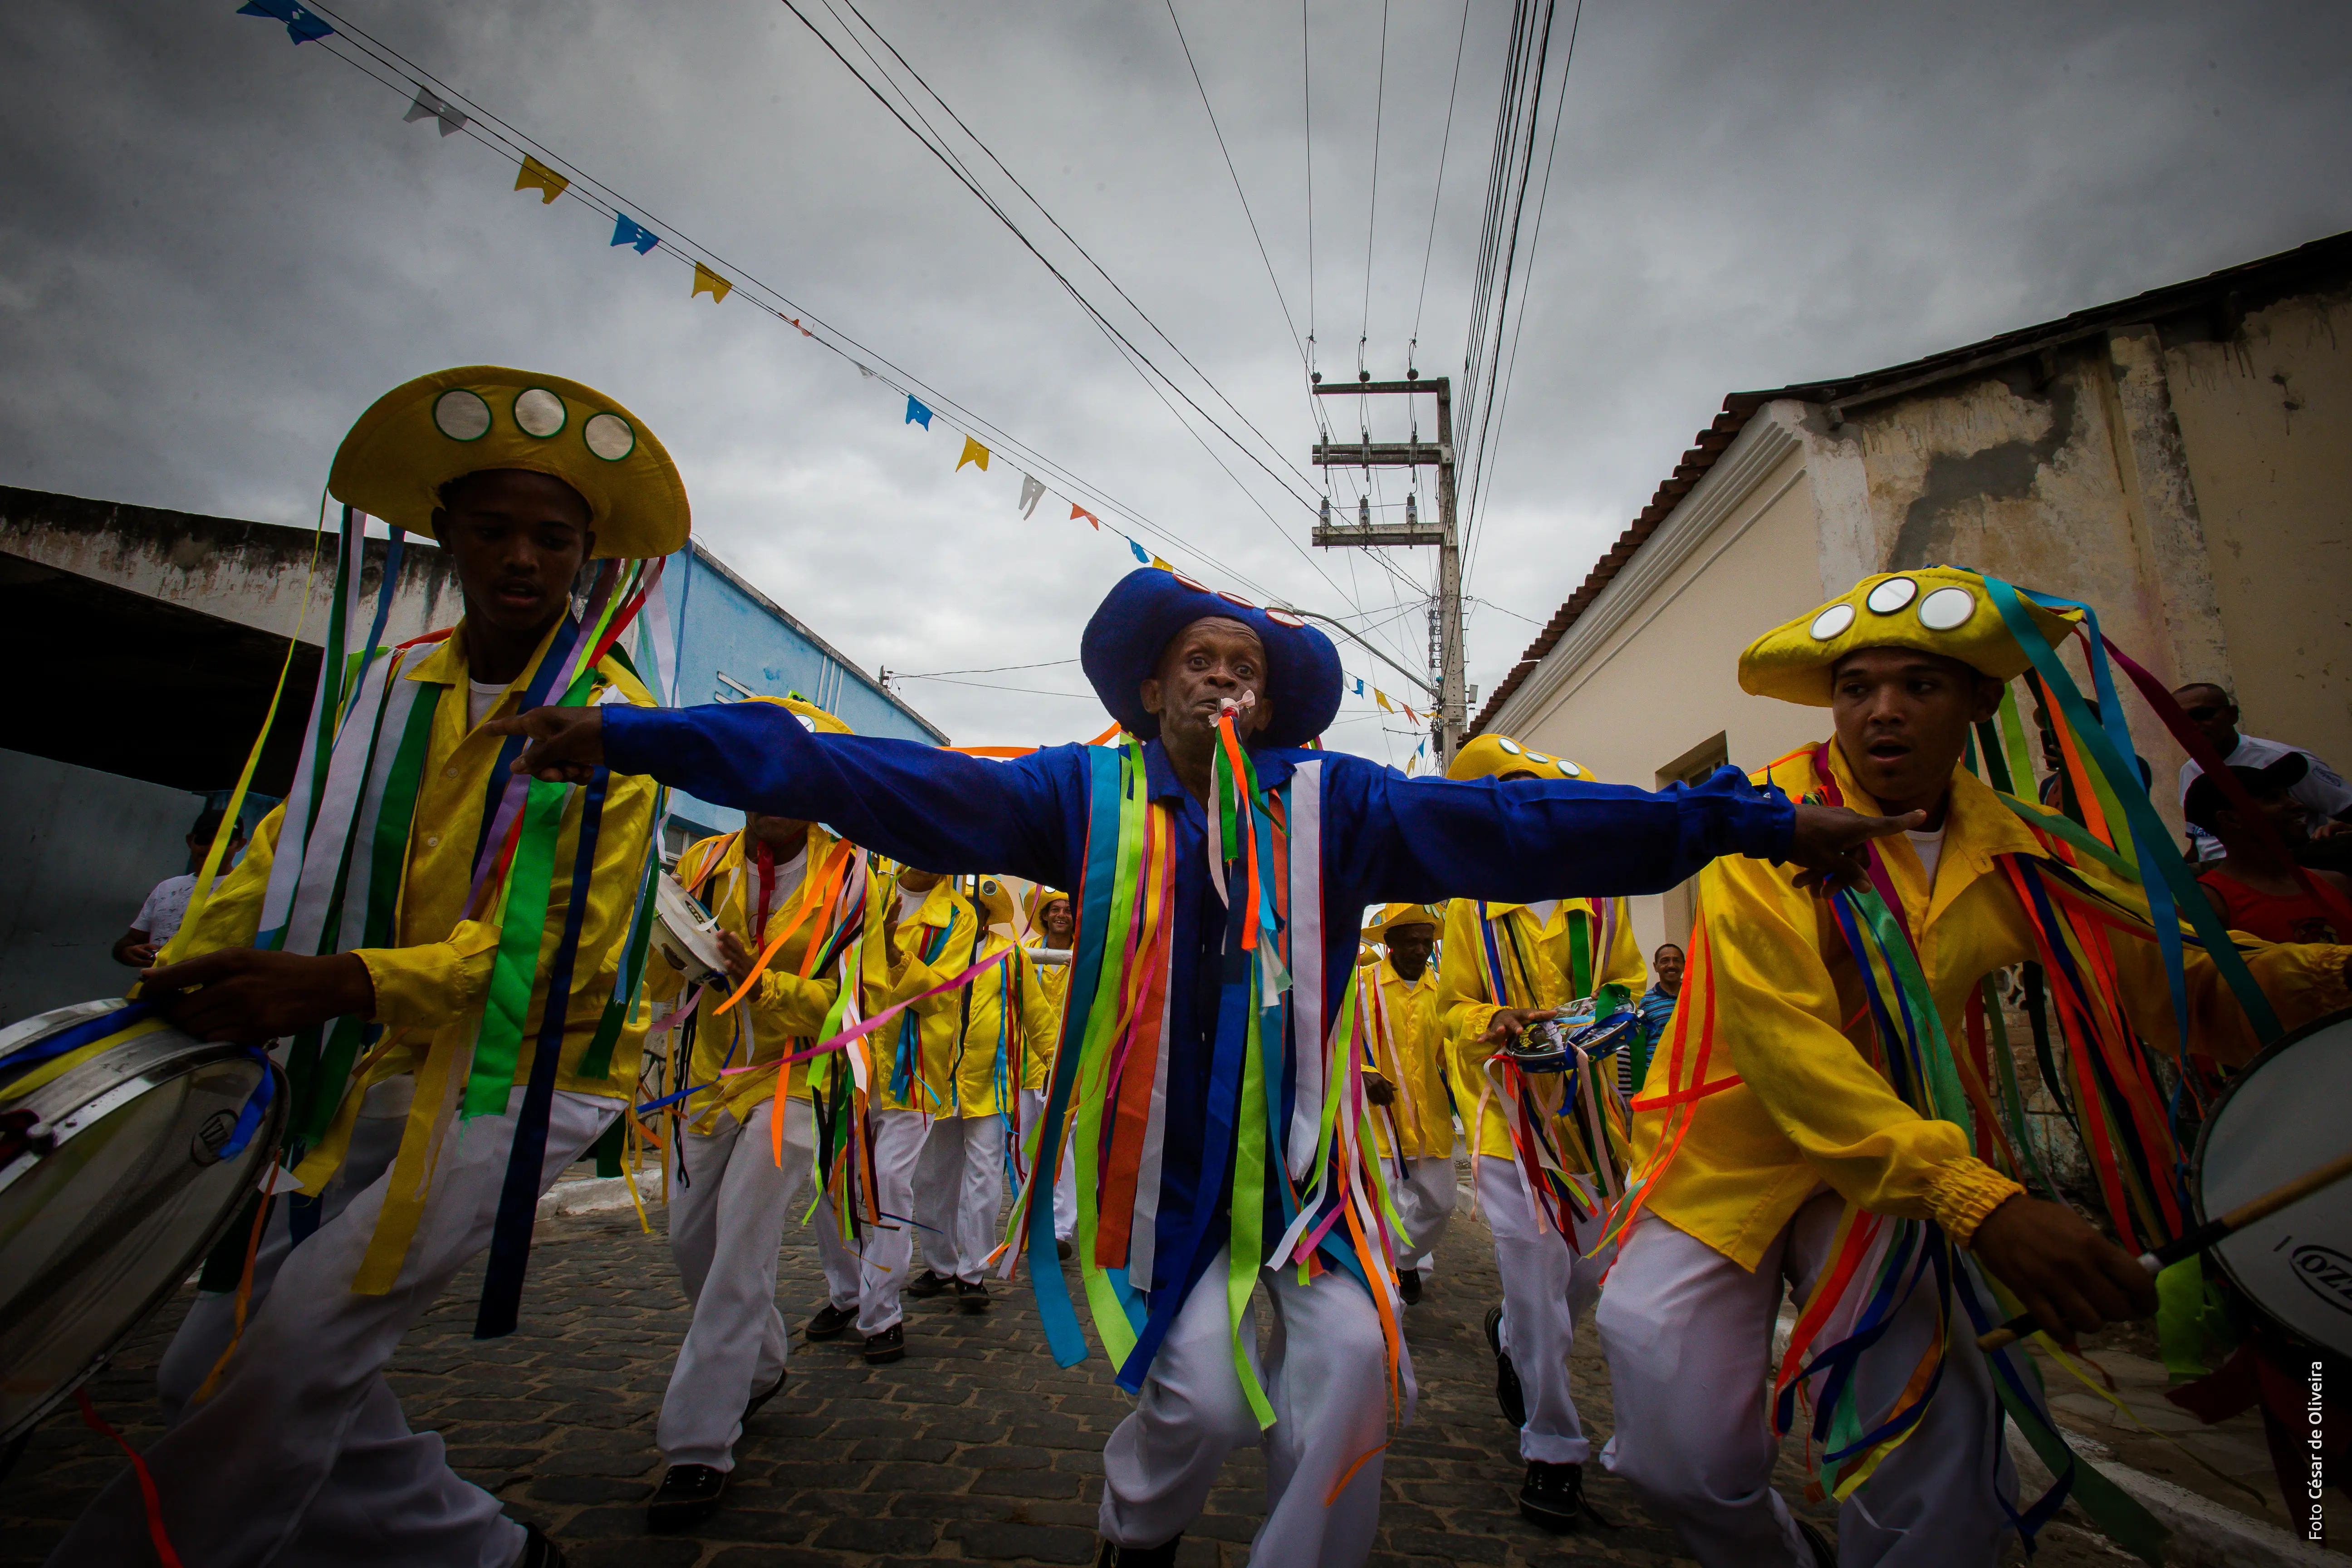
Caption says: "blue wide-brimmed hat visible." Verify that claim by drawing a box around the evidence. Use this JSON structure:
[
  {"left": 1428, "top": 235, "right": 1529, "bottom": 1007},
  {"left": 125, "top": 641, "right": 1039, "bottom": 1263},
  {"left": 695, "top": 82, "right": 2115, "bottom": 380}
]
[{"left": 1080, "top": 568, "right": 1342, "bottom": 748}]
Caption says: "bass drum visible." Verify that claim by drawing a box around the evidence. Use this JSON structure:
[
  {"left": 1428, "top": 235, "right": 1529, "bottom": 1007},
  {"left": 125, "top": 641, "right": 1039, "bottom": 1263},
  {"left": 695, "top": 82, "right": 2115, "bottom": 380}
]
[
  {"left": 2192, "top": 1006, "right": 2352, "bottom": 1358},
  {"left": 0, "top": 999, "right": 286, "bottom": 1443}
]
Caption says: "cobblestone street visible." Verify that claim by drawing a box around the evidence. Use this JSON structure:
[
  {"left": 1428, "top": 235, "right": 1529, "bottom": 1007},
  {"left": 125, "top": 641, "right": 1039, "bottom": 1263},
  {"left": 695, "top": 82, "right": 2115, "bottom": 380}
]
[{"left": 6, "top": 1185, "right": 2137, "bottom": 1566}]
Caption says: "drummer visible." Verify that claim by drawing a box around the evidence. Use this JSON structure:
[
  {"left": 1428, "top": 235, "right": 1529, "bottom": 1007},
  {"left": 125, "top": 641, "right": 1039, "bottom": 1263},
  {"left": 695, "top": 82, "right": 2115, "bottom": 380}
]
[
  {"left": 644, "top": 699, "right": 867, "bottom": 1531},
  {"left": 1433, "top": 738, "right": 1646, "bottom": 1534},
  {"left": 1595, "top": 568, "right": 2352, "bottom": 1567},
  {"left": 53, "top": 368, "right": 682, "bottom": 1568},
  {"left": 1356, "top": 904, "right": 1452, "bottom": 1303}
]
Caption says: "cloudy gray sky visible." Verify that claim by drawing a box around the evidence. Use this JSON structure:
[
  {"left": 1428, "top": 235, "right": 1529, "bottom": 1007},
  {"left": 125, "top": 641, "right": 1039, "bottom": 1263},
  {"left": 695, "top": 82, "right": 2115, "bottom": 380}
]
[{"left": 6, "top": 1, "right": 2348, "bottom": 759}]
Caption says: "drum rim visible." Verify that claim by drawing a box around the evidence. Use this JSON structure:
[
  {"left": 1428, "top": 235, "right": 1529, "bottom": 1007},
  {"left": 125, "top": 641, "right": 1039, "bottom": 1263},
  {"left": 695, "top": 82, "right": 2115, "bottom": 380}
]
[
  {"left": 1, "top": 1010, "right": 289, "bottom": 1444},
  {"left": 2188, "top": 1003, "right": 2352, "bottom": 1353}
]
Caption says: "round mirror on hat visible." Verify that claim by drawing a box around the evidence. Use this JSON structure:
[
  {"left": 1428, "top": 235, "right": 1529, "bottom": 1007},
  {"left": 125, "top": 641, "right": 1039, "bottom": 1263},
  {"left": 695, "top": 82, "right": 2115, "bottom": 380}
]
[
  {"left": 1917, "top": 586, "right": 1977, "bottom": 631},
  {"left": 582, "top": 412, "right": 636, "bottom": 461},
  {"left": 432, "top": 388, "right": 492, "bottom": 442},
  {"left": 1865, "top": 576, "right": 1918, "bottom": 614},
  {"left": 513, "top": 387, "right": 566, "bottom": 438},
  {"left": 1809, "top": 603, "right": 1857, "bottom": 641}
]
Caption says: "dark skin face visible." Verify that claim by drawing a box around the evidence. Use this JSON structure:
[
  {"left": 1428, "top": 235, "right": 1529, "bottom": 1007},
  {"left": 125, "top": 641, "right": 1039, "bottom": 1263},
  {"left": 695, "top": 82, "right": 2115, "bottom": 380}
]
[
  {"left": 431, "top": 469, "right": 596, "bottom": 687},
  {"left": 2174, "top": 683, "right": 2239, "bottom": 758},
  {"left": 1038, "top": 896, "right": 1075, "bottom": 946},
  {"left": 1652, "top": 944, "right": 1685, "bottom": 997},
  {"left": 1829, "top": 647, "right": 2004, "bottom": 828},
  {"left": 1383, "top": 922, "right": 1437, "bottom": 982},
  {"left": 1139, "top": 617, "right": 1274, "bottom": 804}
]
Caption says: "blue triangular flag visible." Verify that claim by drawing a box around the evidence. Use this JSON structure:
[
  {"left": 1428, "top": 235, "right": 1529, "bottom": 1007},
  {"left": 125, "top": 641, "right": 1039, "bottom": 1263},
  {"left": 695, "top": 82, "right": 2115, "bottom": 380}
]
[
  {"left": 1128, "top": 538, "right": 1149, "bottom": 564},
  {"left": 236, "top": 0, "right": 333, "bottom": 43},
  {"left": 609, "top": 214, "right": 659, "bottom": 254},
  {"left": 1352, "top": 676, "right": 1366, "bottom": 696},
  {"left": 906, "top": 397, "right": 933, "bottom": 429}
]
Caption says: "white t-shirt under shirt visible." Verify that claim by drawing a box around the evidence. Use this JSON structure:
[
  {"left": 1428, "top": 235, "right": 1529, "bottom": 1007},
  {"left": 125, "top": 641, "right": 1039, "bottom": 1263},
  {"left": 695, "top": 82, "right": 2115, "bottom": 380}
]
[
  {"left": 134, "top": 873, "right": 198, "bottom": 947},
  {"left": 466, "top": 678, "right": 508, "bottom": 730},
  {"left": 1525, "top": 898, "right": 1560, "bottom": 925},
  {"left": 2179, "top": 734, "right": 2352, "bottom": 862},
  {"left": 1905, "top": 825, "right": 1947, "bottom": 888}
]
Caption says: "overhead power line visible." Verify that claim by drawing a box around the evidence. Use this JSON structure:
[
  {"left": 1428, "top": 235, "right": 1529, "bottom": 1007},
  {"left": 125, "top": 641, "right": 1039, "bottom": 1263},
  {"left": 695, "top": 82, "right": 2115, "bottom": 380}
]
[{"left": 1409, "top": 0, "right": 1474, "bottom": 367}]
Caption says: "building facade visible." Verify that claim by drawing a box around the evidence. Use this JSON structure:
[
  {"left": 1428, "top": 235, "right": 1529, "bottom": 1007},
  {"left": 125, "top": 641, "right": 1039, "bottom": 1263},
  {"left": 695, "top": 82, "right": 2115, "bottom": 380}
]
[{"left": 1474, "top": 231, "right": 2352, "bottom": 954}]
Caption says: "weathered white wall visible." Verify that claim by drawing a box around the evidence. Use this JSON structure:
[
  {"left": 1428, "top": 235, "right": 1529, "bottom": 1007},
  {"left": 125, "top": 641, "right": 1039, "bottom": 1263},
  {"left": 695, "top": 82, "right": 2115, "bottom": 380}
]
[{"left": 2164, "top": 288, "right": 2352, "bottom": 777}]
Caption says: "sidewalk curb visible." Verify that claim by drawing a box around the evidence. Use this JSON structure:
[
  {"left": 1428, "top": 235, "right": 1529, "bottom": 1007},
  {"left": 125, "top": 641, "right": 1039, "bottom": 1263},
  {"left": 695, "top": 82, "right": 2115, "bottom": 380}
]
[
  {"left": 2006, "top": 1425, "right": 2328, "bottom": 1567},
  {"left": 537, "top": 1175, "right": 642, "bottom": 1219}
]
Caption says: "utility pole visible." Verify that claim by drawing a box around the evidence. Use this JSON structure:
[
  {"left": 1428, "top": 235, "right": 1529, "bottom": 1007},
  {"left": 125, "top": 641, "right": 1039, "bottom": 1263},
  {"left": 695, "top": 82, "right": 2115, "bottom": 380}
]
[{"left": 1309, "top": 374, "right": 1465, "bottom": 765}]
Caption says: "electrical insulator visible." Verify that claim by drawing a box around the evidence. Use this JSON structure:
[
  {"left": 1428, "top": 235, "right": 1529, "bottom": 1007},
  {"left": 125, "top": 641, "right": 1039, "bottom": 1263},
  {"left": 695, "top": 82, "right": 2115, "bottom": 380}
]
[
  {"left": 1406, "top": 493, "right": 1419, "bottom": 528},
  {"left": 1357, "top": 497, "right": 1372, "bottom": 528},
  {"left": 1319, "top": 495, "right": 1332, "bottom": 528}
]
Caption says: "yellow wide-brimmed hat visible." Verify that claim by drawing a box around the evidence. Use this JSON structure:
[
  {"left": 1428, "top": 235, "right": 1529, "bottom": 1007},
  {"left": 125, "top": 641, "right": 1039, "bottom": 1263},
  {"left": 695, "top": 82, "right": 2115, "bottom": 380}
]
[
  {"left": 971, "top": 874, "right": 1018, "bottom": 930},
  {"left": 1447, "top": 733, "right": 1594, "bottom": 784},
  {"left": 1024, "top": 885, "right": 1071, "bottom": 925},
  {"left": 1739, "top": 567, "right": 2081, "bottom": 707},
  {"left": 1365, "top": 902, "right": 1441, "bottom": 939},
  {"left": 329, "top": 366, "right": 689, "bottom": 560}
]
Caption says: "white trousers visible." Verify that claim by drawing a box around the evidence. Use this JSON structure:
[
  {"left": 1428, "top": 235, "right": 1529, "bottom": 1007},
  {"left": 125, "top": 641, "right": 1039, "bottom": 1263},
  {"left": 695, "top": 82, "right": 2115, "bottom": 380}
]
[
  {"left": 1480, "top": 1154, "right": 1613, "bottom": 1464},
  {"left": 1019, "top": 1088, "right": 1078, "bottom": 1243},
  {"left": 1099, "top": 1251, "right": 1392, "bottom": 1567},
  {"left": 814, "top": 1107, "right": 926, "bottom": 1334},
  {"left": 52, "top": 1088, "right": 615, "bottom": 1568},
  {"left": 913, "top": 1112, "right": 1007, "bottom": 1282},
  {"left": 657, "top": 1098, "right": 820, "bottom": 1470},
  {"left": 1597, "top": 1193, "right": 2014, "bottom": 1567},
  {"left": 1390, "top": 1156, "right": 1458, "bottom": 1274}
]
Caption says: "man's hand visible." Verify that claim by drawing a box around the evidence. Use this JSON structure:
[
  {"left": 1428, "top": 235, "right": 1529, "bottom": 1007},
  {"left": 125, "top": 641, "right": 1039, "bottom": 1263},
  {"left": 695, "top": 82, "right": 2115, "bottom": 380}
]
[
  {"left": 138, "top": 949, "right": 377, "bottom": 1045},
  {"left": 482, "top": 706, "right": 606, "bottom": 784},
  {"left": 1786, "top": 802, "right": 1929, "bottom": 893},
  {"left": 1363, "top": 1070, "right": 1397, "bottom": 1107},
  {"left": 119, "top": 939, "right": 161, "bottom": 968},
  {"left": 1968, "top": 1194, "right": 2157, "bottom": 1339},
  {"left": 1479, "top": 1006, "right": 1558, "bottom": 1045},
  {"left": 718, "top": 931, "right": 764, "bottom": 988}
]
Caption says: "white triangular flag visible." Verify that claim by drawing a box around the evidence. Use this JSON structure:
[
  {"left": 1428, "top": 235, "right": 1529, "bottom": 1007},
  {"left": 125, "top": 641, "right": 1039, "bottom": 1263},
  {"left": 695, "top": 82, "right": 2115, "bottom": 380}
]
[
  {"left": 1017, "top": 474, "right": 1046, "bottom": 519},
  {"left": 402, "top": 83, "right": 467, "bottom": 137}
]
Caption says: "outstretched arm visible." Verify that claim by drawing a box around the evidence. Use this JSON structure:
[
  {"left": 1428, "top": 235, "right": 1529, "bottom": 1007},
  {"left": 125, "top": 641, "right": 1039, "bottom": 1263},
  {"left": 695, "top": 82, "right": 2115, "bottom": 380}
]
[
  {"left": 488, "top": 702, "right": 1079, "bottom": 889},
  {"left": 1324, "top": 756, "right": 1917, "bottom": 907}
]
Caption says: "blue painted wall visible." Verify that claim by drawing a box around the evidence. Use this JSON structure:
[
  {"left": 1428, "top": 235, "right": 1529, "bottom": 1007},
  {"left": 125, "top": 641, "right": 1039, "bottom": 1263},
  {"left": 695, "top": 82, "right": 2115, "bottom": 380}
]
[{"left": 658, "top": 542, "right": 944, "bottom": 849}]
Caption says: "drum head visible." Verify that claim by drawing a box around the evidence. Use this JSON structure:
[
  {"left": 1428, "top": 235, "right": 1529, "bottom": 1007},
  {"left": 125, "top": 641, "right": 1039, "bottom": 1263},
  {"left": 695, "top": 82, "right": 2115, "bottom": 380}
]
[
  {"left": 2193, "top": 1007, "right": 2352, "bottom": 1358},
  {"left": 0, "top": 1002, "right": 286, "bottom": 1442},
  {"left": 654, "top": 873, "right": 730, "bottom": 988}
]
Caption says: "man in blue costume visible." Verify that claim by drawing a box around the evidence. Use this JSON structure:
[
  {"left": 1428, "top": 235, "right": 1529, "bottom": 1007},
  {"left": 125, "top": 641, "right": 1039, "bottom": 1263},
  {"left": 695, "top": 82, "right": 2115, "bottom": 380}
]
[{"left": 491, "top": 568, "right": 1916, "bottom": 1568}]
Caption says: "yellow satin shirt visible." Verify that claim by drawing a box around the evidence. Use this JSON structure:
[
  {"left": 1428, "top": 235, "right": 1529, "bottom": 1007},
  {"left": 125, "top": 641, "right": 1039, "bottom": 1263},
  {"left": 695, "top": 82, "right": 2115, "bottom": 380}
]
[
  {"left": 1362, "top": 957, "right": 1451, "bottom": 1161},
  {"left": 1438, "top": 895, "right": 1646, "bottom": 1160},
  {"left": 1632, "top": 743, "right": 2352, "bottom": 1271}
]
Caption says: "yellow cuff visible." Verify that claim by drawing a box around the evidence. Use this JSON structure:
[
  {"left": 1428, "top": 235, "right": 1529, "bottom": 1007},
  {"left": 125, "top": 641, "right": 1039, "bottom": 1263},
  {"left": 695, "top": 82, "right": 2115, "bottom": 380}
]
[
  {"left": 2313, "top": 946, "right": 2352, "bottom": 1013},
  {"left": 1930, "top": 1156, "right": 2025, "bottom": 1247}
]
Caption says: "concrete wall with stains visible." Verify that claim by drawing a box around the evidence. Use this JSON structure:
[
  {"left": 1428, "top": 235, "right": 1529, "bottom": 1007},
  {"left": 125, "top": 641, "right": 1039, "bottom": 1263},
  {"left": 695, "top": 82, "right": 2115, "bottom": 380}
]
[{"left": 2164, "top": 287, "right": 2352, "bottom": 775}]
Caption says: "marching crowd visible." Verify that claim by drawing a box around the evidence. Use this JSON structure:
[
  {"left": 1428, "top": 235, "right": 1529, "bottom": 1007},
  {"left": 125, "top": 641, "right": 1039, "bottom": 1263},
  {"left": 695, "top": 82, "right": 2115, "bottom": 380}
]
[{"left": 48, "top": 364, "right": 2352, "bottom": 1568}]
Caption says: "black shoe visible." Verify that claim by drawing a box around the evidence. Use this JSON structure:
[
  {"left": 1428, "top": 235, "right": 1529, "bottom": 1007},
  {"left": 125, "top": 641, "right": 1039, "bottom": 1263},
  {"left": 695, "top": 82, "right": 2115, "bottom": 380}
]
[
  {"left": 518, "top": 1521, "right": 568, "bottom": 1567},
  {"left": 1485, "top": 1304, "right": 1527, "bottom": 1429},
  {"left": 904, "top": 1267, "right": 954, "bottom": 1298},
  {"left": 804, "top": 1302, "right": 857, "bottom": 1341},
  {"left": 1399, "top": 1270, "right": 1423, "bottom": 1305},
  {"left": 862, "top": 1323, "right": 906, "bottom": 1364},
  {"left": 956, "top": 1279, "right": 990, "bottom": 1313},
  {"left": 1518, "top": 1460, "right": 1599, "bottom": 1533},
  {"left": 1797, "top": 1518, "right": 1837, "bottom": 1567},
  {"left": 1058, "top": 1237, "right": 1075, "bottom": 1261},
  {"left": 741, "top": 1367, "right": 787, "bottom": 1425},
  {"left": 646, "top": 1464, "right": 727, "bottom": 1531},
  {"left": 1096, "top": 1534, "right": 1182, "bottom": 1567}
]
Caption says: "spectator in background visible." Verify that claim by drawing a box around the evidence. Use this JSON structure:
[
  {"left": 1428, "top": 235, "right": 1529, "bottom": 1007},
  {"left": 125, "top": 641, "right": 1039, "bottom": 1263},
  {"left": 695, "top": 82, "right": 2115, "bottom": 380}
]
[
  {"left": 2187, "top": 758, "right": 2349, "bottom": 945},
  {"left": 1622, "top": 942, "right": 1684, "bottom": 1098},
  {"left": 2174, "top": 682, "right": 2352, "bottom": 862},
  {"left": 2034, "top": 696, "right": 2151, "bottom": 819},
  {"left": 112, "top": 808, "right": 245, "bottom": 968}
]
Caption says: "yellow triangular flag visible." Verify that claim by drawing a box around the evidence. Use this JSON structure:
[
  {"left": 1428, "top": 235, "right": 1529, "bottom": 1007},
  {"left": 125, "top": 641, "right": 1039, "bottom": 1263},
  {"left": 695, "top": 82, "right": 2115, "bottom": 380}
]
[
  {"left": 1375, "top": 689, "right": 1395, "bottom": 714},
  {"left": 691, "top": 264, "right": 731, "bottom": 303},
  {"left": 1150, "top": 555, "right": 1173, "bottom": 571},
  {"left": 514, "top": 156, "right": 569, "bottom": 204},
  {"left": 957, "top": 436, "right": 990, "bottom": 472}
]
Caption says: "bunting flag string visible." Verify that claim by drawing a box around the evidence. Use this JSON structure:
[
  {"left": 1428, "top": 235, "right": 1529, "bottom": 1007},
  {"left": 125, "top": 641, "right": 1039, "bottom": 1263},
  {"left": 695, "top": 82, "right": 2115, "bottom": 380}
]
[{"left": 234, "top": 0, "right": 1436, "bottom": 762}]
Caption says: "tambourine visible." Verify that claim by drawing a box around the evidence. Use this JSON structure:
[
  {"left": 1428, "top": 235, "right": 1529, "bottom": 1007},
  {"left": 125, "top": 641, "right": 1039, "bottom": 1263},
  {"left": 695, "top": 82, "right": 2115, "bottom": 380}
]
[
  {"left": 652, "top": 872, "right": 730, "bottom": 990},
  {"left": 0, "top": 1000, "right": 286, "bottom": 1443}
]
